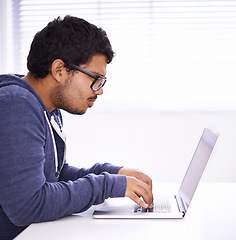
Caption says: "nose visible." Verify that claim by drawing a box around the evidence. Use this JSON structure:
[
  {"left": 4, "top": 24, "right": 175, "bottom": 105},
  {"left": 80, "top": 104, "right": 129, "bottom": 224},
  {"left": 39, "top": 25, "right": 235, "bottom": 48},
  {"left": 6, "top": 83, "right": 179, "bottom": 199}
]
[{"left": 95, "top": 87, "right": 103, "bottom": 95}]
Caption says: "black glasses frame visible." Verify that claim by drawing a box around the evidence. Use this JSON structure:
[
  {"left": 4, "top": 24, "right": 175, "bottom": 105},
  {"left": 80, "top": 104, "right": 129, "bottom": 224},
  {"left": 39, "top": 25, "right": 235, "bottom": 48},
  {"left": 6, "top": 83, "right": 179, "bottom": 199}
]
[{"left": 66, "top": 63, "right": 107, "bottom": 91}]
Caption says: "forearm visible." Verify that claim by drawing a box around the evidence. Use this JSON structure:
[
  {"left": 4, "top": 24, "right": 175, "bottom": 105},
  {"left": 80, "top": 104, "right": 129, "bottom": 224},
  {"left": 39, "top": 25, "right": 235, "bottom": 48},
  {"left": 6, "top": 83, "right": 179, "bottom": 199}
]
[
  {"left": 2, "top": 173, "right": 126, "bottom": 226},
  {"left": 59, "top": 162, "right": 123, "bottom": 181}
]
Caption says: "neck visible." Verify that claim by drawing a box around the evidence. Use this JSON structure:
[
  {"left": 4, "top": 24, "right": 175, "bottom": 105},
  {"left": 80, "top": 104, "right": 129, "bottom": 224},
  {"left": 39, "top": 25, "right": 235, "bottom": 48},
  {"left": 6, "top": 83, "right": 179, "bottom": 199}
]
[{"left": 23, "top": 72, "right": 55, "bottom": 112}]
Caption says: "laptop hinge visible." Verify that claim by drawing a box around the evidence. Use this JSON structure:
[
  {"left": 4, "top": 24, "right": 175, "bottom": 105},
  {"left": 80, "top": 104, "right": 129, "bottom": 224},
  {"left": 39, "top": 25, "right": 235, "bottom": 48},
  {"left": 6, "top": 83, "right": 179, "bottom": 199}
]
[{"left": 175, "top": 194, "right": 186, "bottom": 216}]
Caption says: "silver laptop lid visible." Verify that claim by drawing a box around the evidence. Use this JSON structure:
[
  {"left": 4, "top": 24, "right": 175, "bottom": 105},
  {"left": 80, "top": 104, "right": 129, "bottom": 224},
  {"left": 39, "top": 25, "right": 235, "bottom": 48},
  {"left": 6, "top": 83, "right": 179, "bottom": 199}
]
[{"left": 177, "top": 128, "right": 219, "bottom": 214}]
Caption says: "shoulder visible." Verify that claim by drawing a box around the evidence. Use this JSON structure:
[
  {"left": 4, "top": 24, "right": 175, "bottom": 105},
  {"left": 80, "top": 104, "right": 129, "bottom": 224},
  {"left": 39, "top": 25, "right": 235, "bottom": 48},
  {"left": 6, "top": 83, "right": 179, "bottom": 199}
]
[
  {"left": 0, "top": 74, "right": 46, "bottom": 113},
  {"left": 0, "top": 75, "right": 48, "bottom": 127}
]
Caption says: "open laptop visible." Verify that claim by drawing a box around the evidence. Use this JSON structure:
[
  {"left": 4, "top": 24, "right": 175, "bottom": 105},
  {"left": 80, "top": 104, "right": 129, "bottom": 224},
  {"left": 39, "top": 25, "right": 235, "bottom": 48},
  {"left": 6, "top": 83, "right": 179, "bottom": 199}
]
[{"left": 93, "top": 128, "right": 219, "bottom": 219}]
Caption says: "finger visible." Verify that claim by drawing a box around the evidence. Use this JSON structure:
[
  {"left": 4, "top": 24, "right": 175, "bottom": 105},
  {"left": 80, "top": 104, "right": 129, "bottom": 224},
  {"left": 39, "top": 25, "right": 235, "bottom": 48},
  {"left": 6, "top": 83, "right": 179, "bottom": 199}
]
[
  {"left": 140, "top": 172, "right": 153, "bottom": 190},
  {"left": 129, "top": 192, "right": 149, "bottom": 208},
  {"left": 135, "top": 171, "right": 153, "bottom": 190},
  {"left": 135, "top": 182, "right": 153, "bottom": 206},
  {"left": 129, "top": 178, "right": 153, "bottom": 206}
]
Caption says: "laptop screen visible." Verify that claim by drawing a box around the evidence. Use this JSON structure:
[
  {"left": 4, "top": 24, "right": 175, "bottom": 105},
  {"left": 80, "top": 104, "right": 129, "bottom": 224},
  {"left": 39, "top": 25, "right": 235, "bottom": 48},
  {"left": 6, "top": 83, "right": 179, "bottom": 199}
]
[{"left": 177, "top": 128, "right": 219, "bottom": 211}]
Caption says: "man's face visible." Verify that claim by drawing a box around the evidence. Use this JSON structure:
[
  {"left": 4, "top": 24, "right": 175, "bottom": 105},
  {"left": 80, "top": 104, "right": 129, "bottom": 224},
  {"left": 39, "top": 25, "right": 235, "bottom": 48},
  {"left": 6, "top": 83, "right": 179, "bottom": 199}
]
[{"left": 51, "top": 54, "right": 107, "bottom": 115}]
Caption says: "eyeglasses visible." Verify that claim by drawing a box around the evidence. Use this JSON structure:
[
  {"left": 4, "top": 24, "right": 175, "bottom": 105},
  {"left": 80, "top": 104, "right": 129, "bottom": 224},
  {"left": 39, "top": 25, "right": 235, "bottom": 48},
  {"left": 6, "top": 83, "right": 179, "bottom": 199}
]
[{"left": 66, "top": 63, "right": 107, "bottom": 91}]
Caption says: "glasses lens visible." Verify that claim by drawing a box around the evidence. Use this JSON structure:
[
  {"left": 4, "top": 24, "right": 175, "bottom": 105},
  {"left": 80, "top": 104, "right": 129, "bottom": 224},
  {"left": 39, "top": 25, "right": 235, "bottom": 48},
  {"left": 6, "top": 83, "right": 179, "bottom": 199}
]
[{"left": 92, "top": 77, "right": 106, "bottom": 91}]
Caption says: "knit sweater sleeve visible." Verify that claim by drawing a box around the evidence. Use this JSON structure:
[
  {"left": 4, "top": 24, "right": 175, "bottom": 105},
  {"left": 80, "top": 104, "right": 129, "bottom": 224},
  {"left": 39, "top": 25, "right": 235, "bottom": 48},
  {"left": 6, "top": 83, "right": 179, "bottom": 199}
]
[
  {"left": 59, "top": 162, "right": 123, "bottom": 181},
  {"left": 0, "top": 93, "right": 127, "bottom": 227}
]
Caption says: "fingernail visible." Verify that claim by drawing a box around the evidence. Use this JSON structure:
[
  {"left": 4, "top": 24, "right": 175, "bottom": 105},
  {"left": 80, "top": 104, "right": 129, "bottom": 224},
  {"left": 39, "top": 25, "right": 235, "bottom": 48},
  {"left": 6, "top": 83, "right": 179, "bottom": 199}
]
[{"left": 143, "top": 203, "right": 149, "bottom": 208}]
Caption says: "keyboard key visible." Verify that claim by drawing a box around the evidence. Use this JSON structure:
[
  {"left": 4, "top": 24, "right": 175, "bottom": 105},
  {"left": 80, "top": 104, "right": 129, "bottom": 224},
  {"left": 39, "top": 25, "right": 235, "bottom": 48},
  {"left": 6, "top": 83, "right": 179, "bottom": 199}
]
[{"left": 134, "top": 196, "right": 172, "bottom": 213}]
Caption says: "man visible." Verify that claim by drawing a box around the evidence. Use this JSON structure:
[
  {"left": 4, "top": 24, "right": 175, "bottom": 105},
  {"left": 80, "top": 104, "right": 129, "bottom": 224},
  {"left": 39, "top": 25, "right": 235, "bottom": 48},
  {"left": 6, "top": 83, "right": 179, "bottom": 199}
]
[{"left": 0, "top": 16, "right": 153, "bottom": 239}]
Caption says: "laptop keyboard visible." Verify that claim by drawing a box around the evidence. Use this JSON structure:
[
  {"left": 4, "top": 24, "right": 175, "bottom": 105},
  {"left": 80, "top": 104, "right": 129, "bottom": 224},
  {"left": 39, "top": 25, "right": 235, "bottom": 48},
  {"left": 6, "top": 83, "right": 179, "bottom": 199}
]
[{"left": 134, "top": 196, "right": 172, "bottom": 213}]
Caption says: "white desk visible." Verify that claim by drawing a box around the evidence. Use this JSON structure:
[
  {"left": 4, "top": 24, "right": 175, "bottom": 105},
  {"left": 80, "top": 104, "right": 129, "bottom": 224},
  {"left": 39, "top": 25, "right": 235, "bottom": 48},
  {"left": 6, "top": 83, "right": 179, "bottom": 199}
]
[{"left": 16, "top": 183, "right": 236, "bottom": 240}]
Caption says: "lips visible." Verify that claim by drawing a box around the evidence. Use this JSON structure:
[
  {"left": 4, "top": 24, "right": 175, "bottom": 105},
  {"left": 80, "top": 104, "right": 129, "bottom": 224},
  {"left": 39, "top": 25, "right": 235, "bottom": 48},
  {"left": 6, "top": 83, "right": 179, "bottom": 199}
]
[{"left": 88, "top": 96, "right": 97, "bottom": 107}]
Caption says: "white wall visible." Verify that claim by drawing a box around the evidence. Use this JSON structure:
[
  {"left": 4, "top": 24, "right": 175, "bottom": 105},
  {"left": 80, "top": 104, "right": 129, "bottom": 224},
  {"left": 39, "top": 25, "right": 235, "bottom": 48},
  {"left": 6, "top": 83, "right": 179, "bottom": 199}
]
[
  {"left": 0, "top": 0, "right": 13, "bottom": 74},
  {"left": 62, "top": 108, "right": 236, "bottom": 183},
  {"left": 1, "top": 0, "right": 235, "bottom": 183}
]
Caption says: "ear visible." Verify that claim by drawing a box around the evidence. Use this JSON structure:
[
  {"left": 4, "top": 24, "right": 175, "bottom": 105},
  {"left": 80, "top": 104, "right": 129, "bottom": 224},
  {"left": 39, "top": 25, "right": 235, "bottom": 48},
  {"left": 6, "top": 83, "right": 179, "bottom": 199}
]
[{"left": 51, "top": 59, "right": 67, "bottom": 83}]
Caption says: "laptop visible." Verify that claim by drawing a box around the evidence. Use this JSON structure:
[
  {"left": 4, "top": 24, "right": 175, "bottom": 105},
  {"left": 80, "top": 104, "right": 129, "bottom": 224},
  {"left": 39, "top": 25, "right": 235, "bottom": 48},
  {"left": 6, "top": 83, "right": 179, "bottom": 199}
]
[{"left": 93, "top": 128, "right": 219, "bottom": 219}]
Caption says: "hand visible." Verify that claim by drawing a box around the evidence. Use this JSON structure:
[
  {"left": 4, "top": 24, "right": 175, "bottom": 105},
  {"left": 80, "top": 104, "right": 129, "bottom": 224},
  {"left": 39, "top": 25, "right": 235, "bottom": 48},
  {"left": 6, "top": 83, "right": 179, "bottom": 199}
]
[
  {"left": 118, "top": 168, "right": 153, "bottom": 208},
  {"left": 117, "top": 167, "right": 152, "bottom": 189}
]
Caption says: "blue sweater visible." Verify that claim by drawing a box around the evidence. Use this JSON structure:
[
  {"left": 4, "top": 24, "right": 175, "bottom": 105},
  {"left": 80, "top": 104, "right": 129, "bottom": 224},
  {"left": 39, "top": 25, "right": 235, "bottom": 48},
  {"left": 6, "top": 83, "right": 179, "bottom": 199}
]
[{"left": 0, "top": 74, "right": 127, "bottom": 239}]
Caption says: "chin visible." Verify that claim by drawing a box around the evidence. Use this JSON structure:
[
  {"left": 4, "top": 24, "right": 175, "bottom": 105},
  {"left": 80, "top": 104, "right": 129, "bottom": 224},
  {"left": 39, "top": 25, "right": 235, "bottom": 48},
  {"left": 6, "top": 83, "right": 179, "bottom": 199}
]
[
  {"left": 75, "top": 109, "right": 87, "bottom": 115},
  {"left": 62, "top": 107, "right": 87, "bottom": 115}
]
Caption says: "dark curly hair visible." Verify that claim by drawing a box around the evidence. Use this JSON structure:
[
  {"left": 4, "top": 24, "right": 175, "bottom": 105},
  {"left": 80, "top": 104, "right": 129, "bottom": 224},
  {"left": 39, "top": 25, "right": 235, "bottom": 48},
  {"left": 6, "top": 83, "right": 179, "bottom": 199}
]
[{"left": 27, "top": 15, "right": 115, "bottom": 78}]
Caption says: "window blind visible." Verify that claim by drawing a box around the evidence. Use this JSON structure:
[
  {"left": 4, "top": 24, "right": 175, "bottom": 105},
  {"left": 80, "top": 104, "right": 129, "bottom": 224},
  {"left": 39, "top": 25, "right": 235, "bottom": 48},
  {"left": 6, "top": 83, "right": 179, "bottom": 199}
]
[{"left": 12, "top": 0, "right": 236, "bottom": 110}]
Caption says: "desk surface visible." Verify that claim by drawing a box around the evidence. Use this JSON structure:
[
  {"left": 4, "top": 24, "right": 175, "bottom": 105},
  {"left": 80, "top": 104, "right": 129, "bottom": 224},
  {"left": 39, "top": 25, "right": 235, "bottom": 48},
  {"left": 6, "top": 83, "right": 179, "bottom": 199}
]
[{"left": 16, "top": 183, "right": 236, "bottom": 240}]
